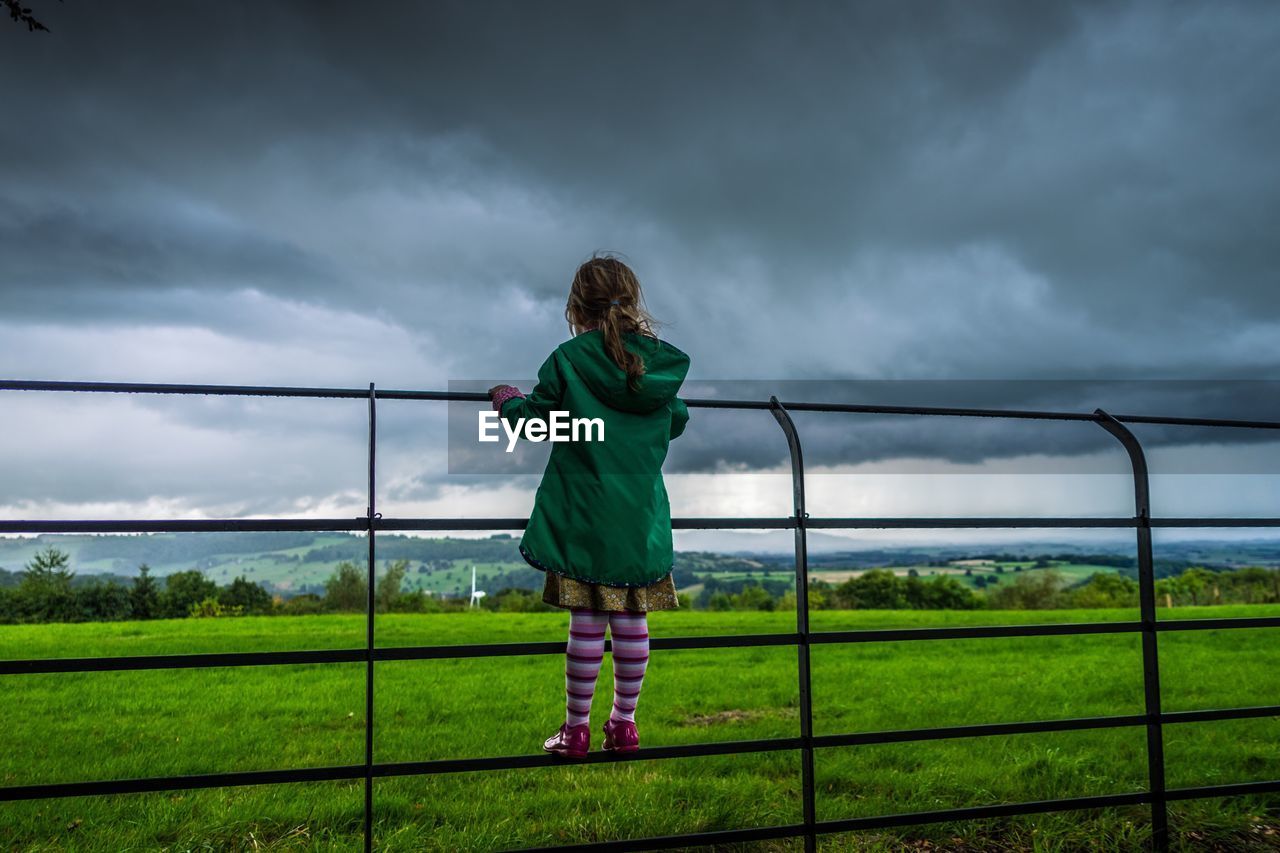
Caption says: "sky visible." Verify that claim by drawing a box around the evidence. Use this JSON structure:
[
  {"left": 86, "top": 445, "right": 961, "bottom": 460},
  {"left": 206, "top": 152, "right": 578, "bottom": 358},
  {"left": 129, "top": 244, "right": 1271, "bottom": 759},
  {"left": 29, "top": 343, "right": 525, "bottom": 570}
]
[{"left": 1, "top": 1, "right": 1278, "bottom": 548}]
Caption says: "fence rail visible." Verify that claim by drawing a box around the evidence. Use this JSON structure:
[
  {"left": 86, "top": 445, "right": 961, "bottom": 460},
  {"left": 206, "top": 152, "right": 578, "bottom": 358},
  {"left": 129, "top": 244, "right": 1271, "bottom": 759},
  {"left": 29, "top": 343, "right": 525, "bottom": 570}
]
[{"left": 2, "top": 377, "right": 1279, "bottom": 852}]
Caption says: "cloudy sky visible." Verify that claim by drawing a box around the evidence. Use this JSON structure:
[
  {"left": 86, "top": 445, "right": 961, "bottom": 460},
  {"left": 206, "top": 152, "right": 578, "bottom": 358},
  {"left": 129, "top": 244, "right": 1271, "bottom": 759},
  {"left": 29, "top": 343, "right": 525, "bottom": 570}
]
[{"left": 2, "top": 1, "right": 1278, "bottom": 546}]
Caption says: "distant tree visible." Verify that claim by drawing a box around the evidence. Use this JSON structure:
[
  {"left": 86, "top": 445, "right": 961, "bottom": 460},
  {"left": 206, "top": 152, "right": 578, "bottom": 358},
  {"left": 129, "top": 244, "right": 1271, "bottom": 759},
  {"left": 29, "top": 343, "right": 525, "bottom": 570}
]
[
  {"left": 1068, "top": 572, "right": 1138, "bottom": 609},
  {"left": 706, "top": 591, "right": 733, "bottom": 611},
  {"left": 0, "top": 586, "right": 16, "bottom": 622},
  {"left": 839, "top": 569, "right": 905, "bottom": 609},
  {"left": 906, "top": 568, "right": 919, "bottom": 578},
  {"left": 376, "top": 559, "right": 408, "bottom": 613},
  {"left": 75, "top": 580, "right": 132, "bottom": 621},
  {"left": 324, "top": 561, "right": 368, "bottom": 612},
  {"left": 804, "top": 582, "right": 829, "bottom": 611},
  {"left": 987, "top": 569, "right": 1065, "bottom": 610},
  {"left": 18, "top": 546, "right": 76, "bottom": 621},
  {"left": 160, "top": 570, "right": 219, "bottom": 619},
  {"left": 219, "top": 575, "right": 273, "bottom": 615},
  {"left": 1179, "top": 567, "right": 1215, "bottom": 606},
  {"left": 391, "top": 589, "right": 436, "bottom": 613},
  {"left": 279, "top": 593, "right": 325, "bottom": 615},
  {"left": 1032, "top": 557, "right": 1051, "bottom": 569},
  {"left": 130, "top": 564, "right": 160, "bottom": 619},
  {"left": 1231, "top": 567, "right": 1276, "bottom": 604},
  {"left": 732, "top": 584, "right": 776, "bottom": 611},
  {"left": 920, "top": 576, "right": 981, "bottom": 610}
]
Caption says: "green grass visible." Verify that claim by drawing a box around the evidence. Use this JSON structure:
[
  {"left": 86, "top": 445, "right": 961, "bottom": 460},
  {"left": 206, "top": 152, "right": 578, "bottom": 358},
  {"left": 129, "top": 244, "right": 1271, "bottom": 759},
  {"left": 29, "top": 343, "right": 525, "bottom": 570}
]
[{"left": 2, "top": 607, "right": 1278, "bottom": 851}]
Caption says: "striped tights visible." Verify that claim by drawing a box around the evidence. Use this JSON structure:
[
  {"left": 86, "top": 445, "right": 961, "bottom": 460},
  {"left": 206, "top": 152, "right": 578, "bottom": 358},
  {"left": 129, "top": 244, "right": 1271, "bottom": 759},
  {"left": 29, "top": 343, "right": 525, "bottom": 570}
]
[{"left": 564, "top": 607, "right": 650, "bottom": 727}]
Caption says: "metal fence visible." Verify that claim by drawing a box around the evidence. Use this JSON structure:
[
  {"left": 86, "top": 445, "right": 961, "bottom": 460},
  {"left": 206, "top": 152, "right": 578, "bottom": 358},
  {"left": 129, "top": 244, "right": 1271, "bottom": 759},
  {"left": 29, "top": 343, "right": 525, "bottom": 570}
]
[{"left": 2, "top": 378, "right": 1279, "bottom": 852}]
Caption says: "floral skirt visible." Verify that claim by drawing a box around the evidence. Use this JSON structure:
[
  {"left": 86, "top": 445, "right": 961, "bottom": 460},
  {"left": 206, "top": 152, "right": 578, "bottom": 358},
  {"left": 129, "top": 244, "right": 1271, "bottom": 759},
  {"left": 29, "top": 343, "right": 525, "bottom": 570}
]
[{"left": 542, "top": 570, "right": 680, "bottom": 613}]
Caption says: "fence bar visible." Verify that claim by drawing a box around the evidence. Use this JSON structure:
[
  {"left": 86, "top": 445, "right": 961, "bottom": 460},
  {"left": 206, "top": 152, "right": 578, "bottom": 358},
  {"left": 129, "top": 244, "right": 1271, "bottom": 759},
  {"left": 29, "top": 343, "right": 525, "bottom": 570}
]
[
  {"left": 516, "top": 823, "right": 809, "bottom": 852},
  {"left": 0, "top": 737, "right": 805, "bottom": 803},
  {"left": 816, "top": 790, "right": 1152, "bottom": 835},
  {"left": 0, "top": 519, "right": 369, "bottom": 534},
  {"left": 6, "top": 615, "right": 1280, "bottom": 676},
  {"left": 0, "top": 648, "right": 367, "bottom": 675},
  {"left": 514, "top": 819, "right": 803, "bottom": 850},
  {"left": 805, "top": 516, "right": 1280, "bottom": 529},
  {"left": 6, "top": 614, "right": 1278, "bottom": 673},
  {"left": 1093, "top": 408, "right": 1168, "bottom": 853},
  {"left": 365, "top": 383, "right": 377, "bottom": 853},
  {"left": 0, "top": 765, "right": 367, "bottom": 802},
  {"left": 769, "top": 396, "right": 817, "bottom": 853},
  {"left": 0, "top": 379, "right": 371, "bottom": 398},
  {"left": 375, "top": 632, "right": 800, "bottom": 662},
  {"left": 5, "top": 515, "right": 1278, "bottom": 536},
  {"left": 1164, "top": 779, "right": 1280, "bottom": 800},
  {"left": 1162, "top": 704, "right": 1280, "bottom": 725},
  {"left": 813, "top": 713, "right": 1149, "bottom": 748},
  {"left": 1158, "top": 616, "right": 1280, "bottom": 631},
  {"left": 376, "top": 735, "right": 806, "bottom": 777},
  {"left": 377, "top": 516, "right": 798, "bottom": 531},
  {"left": 6, "top": 378, "right": 1280, "bottom": 430}
]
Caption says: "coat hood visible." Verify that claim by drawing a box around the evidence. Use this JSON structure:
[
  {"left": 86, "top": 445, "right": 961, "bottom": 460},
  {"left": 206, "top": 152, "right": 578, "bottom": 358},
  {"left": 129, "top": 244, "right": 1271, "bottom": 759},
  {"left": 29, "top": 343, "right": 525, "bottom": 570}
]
[{"left": 558, "top": 330, "right": 690, "bottom": 414}]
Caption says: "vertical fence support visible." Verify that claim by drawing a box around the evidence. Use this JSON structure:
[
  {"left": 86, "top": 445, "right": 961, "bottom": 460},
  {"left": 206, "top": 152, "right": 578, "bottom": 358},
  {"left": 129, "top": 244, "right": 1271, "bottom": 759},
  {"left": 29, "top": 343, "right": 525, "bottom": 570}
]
[
  {"left": 770, "top": 396, "right": 817, "bottom": 853},
  {"left": 1093, "top": 407, "right": 1168, "bottom": 853},
  {"left": 365, "top": 383, "right": 378, "bottom": 853}
]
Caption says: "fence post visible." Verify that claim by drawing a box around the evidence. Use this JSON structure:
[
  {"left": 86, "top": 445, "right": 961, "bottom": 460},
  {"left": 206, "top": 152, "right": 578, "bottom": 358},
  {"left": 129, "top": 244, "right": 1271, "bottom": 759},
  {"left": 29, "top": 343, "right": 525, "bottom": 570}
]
[
  {"left": 1093, "top": 408, "right": 1168, "bottom": 852},
  {"left": 365, "top": 383, "right": 377, "bottom": 853},
  {"left": 769, "top": 396, "right": 817, "bottom": 853}
]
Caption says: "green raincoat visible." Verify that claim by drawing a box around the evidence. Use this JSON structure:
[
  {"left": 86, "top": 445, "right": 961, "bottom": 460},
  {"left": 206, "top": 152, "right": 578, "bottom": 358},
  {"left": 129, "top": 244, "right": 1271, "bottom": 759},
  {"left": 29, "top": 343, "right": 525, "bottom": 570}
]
[{"left": 499, "top": 330, "right": 691, "bottom": 587}]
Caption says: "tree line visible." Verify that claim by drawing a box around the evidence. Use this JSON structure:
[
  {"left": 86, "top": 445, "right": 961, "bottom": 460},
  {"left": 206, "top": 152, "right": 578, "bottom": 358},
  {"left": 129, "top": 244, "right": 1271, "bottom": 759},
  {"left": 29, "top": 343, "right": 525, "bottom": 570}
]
[
  {"left": 0, "top": 547, "right": 574, "bottom": 623},
  {"left": 3, "top": 546, "right": 1280, "bottom": 624},
  {"left": 700, "top": 565, "right": 1280, "bottom": 611}
]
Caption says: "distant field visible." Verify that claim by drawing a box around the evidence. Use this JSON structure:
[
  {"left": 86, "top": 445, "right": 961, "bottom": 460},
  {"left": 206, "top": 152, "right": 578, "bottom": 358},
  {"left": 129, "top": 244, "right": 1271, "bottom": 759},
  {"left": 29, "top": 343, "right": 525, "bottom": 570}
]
[
  {"left": 706, "top": 560, "right": 1125, "bottom": 590},
  {"left": 3, "top": 606, "right": 1278, "bottom": 850}
]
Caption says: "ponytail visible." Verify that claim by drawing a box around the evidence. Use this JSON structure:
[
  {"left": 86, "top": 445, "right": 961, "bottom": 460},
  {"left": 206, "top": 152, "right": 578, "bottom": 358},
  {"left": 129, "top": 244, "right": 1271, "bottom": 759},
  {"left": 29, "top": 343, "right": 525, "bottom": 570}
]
[
  {"left": 565, "top": 253, "right": 663, "bottom": 393},
  {"left": 599, "top": 302, "right": 647, "bottom": 392}
]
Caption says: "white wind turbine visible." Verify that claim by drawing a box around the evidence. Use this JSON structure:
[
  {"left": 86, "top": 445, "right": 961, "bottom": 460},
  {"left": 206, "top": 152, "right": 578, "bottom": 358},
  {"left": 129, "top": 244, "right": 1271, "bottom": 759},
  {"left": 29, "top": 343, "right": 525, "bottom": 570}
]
[{"left": 469, "top": 565, "right": 487, "bottom": 608}]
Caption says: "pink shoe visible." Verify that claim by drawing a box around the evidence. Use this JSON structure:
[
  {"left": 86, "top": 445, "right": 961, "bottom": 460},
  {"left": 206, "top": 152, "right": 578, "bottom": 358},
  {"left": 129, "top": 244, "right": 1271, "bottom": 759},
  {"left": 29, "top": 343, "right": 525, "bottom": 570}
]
[
  {"left": 544, "top": 722, "right": 590, "bottom": 759},
  {"left": 602, "top": 716, "right": 639, "bottom": 753}
]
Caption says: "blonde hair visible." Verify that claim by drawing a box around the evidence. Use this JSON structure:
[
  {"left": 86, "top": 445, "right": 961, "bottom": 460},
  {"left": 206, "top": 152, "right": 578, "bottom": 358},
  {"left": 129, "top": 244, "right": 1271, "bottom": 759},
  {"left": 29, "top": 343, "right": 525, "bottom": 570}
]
[{"left": 565, "top": 252, "right": 662, "bottom": 392}]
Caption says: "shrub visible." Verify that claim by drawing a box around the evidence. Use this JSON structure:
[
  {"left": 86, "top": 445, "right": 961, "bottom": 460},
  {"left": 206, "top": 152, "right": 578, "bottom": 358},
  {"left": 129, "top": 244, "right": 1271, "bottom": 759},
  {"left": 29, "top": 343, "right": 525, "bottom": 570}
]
[
  {"left": 279, "top": 593, "right": 325, "bottom": 615},
  {"left": 189, "top": 597, "right": 243, "bottom": 618},
  {"left": 161, "top": 570, "right": 219, "bottom": 619},
  {"left": 986, "top": 569, "right": 1065, "bottom": 610}
]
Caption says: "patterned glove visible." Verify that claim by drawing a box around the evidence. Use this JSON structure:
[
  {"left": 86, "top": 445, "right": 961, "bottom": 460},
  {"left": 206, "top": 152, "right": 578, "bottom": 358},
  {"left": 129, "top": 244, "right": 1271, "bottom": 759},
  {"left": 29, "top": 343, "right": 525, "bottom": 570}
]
[{"left": 489, "top": 384, "right": 525, "bottom": 412}]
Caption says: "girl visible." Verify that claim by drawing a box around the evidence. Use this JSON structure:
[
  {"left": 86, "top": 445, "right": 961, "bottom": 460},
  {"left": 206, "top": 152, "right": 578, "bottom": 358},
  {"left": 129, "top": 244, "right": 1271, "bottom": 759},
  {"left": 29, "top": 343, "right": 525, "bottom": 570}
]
[{"left": 488, "top": 253, "right": 691, "bottom": 759}]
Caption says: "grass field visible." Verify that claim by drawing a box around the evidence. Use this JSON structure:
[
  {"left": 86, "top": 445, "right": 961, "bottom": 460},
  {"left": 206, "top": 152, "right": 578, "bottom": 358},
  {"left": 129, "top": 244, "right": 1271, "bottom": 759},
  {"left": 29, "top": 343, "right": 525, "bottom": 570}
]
[{"left": 2, "top": 607, "right": 1278, "bottom": 851}]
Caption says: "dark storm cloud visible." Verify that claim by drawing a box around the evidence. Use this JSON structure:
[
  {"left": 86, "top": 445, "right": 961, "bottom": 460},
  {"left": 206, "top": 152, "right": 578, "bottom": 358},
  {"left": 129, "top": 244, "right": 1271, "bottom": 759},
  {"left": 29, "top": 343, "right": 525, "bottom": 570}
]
[
  {"left": 0, "top": 194, "right": 339, "bottom": 325},
  {"left": 7, "top": 1, "right": 1279, "bottom": 328},
  {"left": 1, "top": 0, "right": 1279, "bottom": 515}
]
